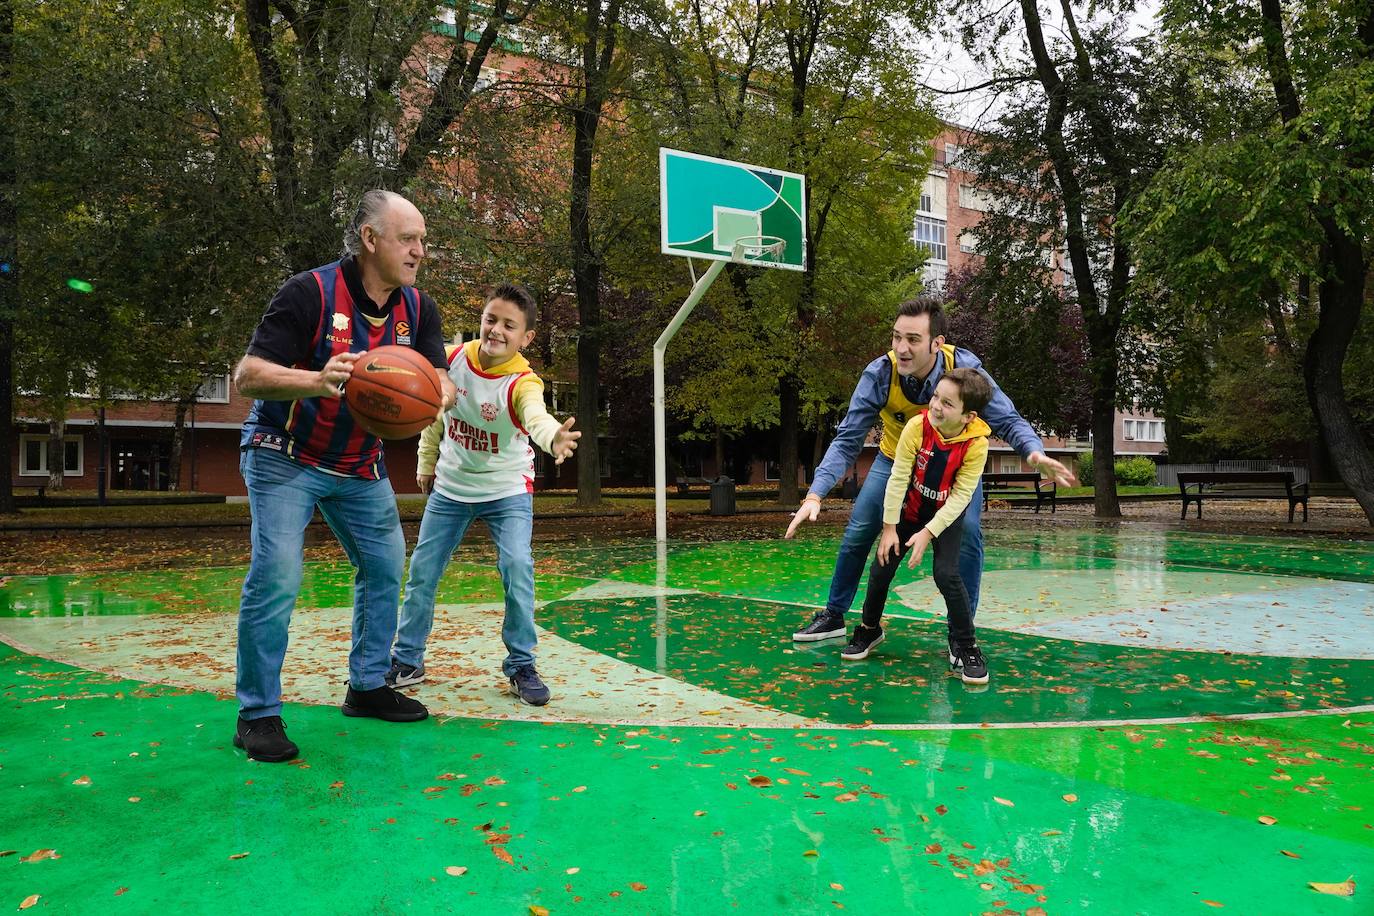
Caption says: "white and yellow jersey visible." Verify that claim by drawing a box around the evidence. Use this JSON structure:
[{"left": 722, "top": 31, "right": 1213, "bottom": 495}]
[{"left": 426, "top": 341, "right": 561, "bottom": 503}]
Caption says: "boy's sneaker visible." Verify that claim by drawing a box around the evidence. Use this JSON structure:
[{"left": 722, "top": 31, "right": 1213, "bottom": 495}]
[
  {"left": 385, "top": 661, "right": 425, "bottom": 688},
  {"left": 233, "top": 715, "right": 298, "bottom": 763},
  {"left": 793, "top": 610, "right": 847, "bottom": 642},
  {"left": 840, "top": 625, "right": 885, "bottom": 660},
  {"left": 341, "top": 685, "right": 429, "bottom": 722},
  {"left": 951, "top": 644, "right": 989, "bottom": 684},
  {"left": 509, "top": 666, "right": 551, "bottom": 706}
]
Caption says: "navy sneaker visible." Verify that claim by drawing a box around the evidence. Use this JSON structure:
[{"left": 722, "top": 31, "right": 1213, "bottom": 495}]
[
  {"left": 840, "top": 624, "right": 885, "bottom": 660},
  {"left": 952, "top": 644, "right": 989, "bottom": 684},
  {"left": 793, "top": 610, "right": 847, "bottom": 642},
  {"left": 385, "top": 661, "right": 425, "bottom": 688},
  {"left": 233, "top": 715, "right": 298, "bottom": 763},
  {"left": 508, "top": 666, "right": 551, "bottom": 706}
]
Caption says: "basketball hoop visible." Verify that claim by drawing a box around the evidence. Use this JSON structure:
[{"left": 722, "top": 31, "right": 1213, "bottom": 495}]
[{"left": 731, "top": 235, "right": 787, "bottom": 265}]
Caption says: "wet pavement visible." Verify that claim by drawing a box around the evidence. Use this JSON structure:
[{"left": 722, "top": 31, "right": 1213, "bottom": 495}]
[{"left": 2, "top": 527, "right": 1372, "bottom": 913}]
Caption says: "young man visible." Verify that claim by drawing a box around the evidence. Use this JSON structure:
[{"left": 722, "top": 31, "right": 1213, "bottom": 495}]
[
  {"left": 842, "top": 368, "right": 992, "bottom": 684},
  {"left": 232, "top": 190, "right": 456, "bottom": 763},
  {"left": 388, "top": 283, "right": 579, "bottom": 707},
  {"left": 785, "top": 296, "right": 1076, "bottom": 645}
]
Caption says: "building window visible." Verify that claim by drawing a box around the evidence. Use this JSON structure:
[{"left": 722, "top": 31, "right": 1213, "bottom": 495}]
[
  {"left": 19, "top": 434, "right": 83, "bottom": 477},
  {"left": 999, "top": 456, "right": 1020, "bottom": 473},
  {"left": 197, "top": 374, "right": 230, "bottom": 404},
  {"left": 959, "top": 230, "right": 979, "bottom": 254},
  {"left": 921, "top": 262, "right": 947, "bottom": 292},
  {"left": 945, "top": 143, "right": 966, "bottom": 169},
  {"left": 914, "top": 215, "right": 947, "bottom": 262},
  {"left": 958, "top": 184, "right": 996, "bottom": 212},
  {"left": 1123, "top": 419, "right": 1135, "bottom": 440}
]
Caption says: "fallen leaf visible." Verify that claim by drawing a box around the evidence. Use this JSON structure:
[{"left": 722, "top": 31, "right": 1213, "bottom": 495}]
[
  {"left": 114, "top": 887, "right": 128, "bottom": 896},
  {"left": 693, "top": 811, "right": 706, "bottom": 817},
  {"left": 924, "top": 844, "right": 942, "bottom": 854},
  {"left": 493, "top": 847, "right": 514, "bottom": 865},
  {"left": 128, "top": 797, "right": 140, "bottom": 803},
  {"left": 1203, "top": 901, "right": 1224, "bottom": 908},
  {"left": 19, "top": 896, "right": 40, "bottom": 910},
  {"left": 20, "top": 849, "right": 59, "bottom": 863},
  {"left": 630, "top": 882, "right": 647, "bottom": 892},
  {"left": 566, "top": 867, "right": 580, "bottom": 875},
  {"left": 935, "top": 805, "right": 948, "bottom": 815},
  {"left": 1062, "top": 794, "right": 1078, "bottom": 803},
  {"left": 1280, "top": 850, "right": 1302, "bottom": 859},
  {"left": 229, "top": 852, "right": 250, "bottom": 860},
  {"left": 0, "top": 851, "right": 14, "bottom": 858},
  {"left": 994, "top": 796, "right": 1014, "bottom": 807},
  {"left": 802, "top": 849, "right": 819, "bottom": 857},
  {"left": 1027, "top": 908, "right": 1047, "bottom": 916},
  {"left": 445, "top": 866, "right": 467, "bottom": 876},
  {"left": 72, "top": 776, "right": 91, "bottom": 786},
  {"left": 749, "top": 775, "right": 772, "bottom": 788},
  {"left": 1308, "top": 877, "right": 1355, "bottom": 896},
  {"left": 571, "top": 786, "right": 586, "bottom": 793},
  {"left": 484, "top": 776, "right": 507, "bottom": 787},
  {"left": 1258, "top": 815, "right": 1278, "bottom": 826},
  {"left": 834, "top": 792, "right": 859, "bottom": 803},
  {"left": 830, "top": 883, "right": 844, "bottom": 891},
  {"left": 529, "top": 907, "right": 550, "bottom": 916}
]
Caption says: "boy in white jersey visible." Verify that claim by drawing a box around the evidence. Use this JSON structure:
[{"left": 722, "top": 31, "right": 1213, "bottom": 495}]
[{"left": 388, "top": 284, "right": 580, "bottom": 705}]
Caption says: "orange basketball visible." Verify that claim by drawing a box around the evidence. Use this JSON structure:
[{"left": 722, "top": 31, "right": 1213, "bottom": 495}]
[{"left": 345, "top": 345, "right": 444, "bottom": 440}]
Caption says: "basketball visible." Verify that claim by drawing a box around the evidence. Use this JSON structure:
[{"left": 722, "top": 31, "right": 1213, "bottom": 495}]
[{"left": 345, "top": 345, "right": 444, "bottom": 439}]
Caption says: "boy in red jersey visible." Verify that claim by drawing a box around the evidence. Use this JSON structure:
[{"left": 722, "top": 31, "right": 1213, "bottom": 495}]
[{"left": 840, "top": 368, "right": 993, "bottom": 684}]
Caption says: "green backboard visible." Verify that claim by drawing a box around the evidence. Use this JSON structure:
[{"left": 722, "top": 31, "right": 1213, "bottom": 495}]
[{"left": 659, "top": 148, "right": 806, "bottom": 271}]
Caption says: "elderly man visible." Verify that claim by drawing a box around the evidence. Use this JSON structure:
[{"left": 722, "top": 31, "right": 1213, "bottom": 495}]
[
  {"left": 231, "top": 190, "right": 456, "bottom": 762},
  {"left": 785, "top": 296, "right": 1076, "bottom": 664}
]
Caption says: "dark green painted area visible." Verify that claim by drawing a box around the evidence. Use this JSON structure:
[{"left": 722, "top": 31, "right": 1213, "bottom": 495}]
[
  {"left": 540, "top": 592, "right": 1374, "bottom": 725},
  {"left": 3, "top": 645, "right": 1372, "bottom": 914}
]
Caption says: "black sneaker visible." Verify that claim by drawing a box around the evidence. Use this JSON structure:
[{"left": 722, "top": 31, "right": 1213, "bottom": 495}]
[
  {"left": 952, "top": 644, "right": 989, "bottom": 684},
  {"left": 233, "top": 715, "right": 299, "bottom": 763},
  {"left": 341, "top": 685, "right": 429, "bottom": 722},
  {"left": 384, "top": 661, "right": 425, "bottom": 688},
  {"left": 508, "top": 666, "right": 551, "bottom": 706},
  {"left": 840, "top": 625, "right": 885, "bottom": 660},
  {"left": 793, "top": 610, "right": 847, "bottom": 642}
]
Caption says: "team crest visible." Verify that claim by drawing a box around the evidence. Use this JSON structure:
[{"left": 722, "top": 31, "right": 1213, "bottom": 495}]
[
  {"left": 394, "top": 320, "right": 411, "bottom": 345},
  {"left": 332, "top": 313, "right": 350, "bottom": 331},
  {"left": 480, "top": 402, "right": 500, "bottom": 422}
]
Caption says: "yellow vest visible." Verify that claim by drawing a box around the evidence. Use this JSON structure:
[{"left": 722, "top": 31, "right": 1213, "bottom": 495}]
[{"left": 878, "top": 344, "right": 956, "bottom": 458}]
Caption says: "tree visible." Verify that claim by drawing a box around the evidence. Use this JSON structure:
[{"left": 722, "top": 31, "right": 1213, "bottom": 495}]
[
  {"left": 1127, "top": 0, "right": 1374, "bottom": 521},
  {"left": 242, "top": 0, "right": 536, "bottom": 268},
  {"left": 952, "top": 4, "right": 1178, "bottom": 514},
  {"left": 0, "top": 0, "right": 16, "bottom": 512}
]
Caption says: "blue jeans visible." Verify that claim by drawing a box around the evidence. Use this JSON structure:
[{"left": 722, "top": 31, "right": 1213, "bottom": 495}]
[
  {"left": 824, "top": 452, "right": 985, "bottom": 618},
  {"left": 394, "top": 490, "right": 536, "bottom": 677},
  {"left": 237, "top": 447, "right": 406, "bottom": 719}
]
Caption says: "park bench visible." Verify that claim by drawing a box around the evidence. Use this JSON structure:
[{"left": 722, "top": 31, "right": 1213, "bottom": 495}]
[
  {"left": 1176, "top": 471, "right": 1309, "bottom": 522},
  {"left": 982, "top": 472, "right": 1056, "bottom": 513},
  {"left": 674, "top": 476, "right": 712, "bottom": 494},
  {"left": 11, "top": 479, "right": 48, "bottom": 504}
]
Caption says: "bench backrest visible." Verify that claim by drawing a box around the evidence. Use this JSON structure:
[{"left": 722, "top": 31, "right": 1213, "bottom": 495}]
[
  {"left": 983, "top": 473, "right": 1043, "bottom": 484},
  {"left": 1177, "top": 472, "right": 1296, "bottom": 498}
]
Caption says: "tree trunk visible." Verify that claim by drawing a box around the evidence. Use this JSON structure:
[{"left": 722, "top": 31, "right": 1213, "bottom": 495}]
[
  {"left": 568, "top": 0, "right": 622, "bottom": 507},
  {"left": 714, "top": 428, "right": 725, "bottom": 478},
  {"left": 169, "top": 397, "right": 190, "bottom": 492},
  {"left": 46, "top": 417, "right": 64, "bottom": 490},
  {"left": 0, "top": 0, "right": 15, "bottom": 514},
  {"left": 777, "top": 374, "right": 801, "bottom": 504},
  {"left": 1305, "top": 243, "right": 1374, "bottom": 521}
]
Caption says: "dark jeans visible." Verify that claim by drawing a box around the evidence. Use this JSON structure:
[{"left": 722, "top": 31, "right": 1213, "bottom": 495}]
[{"left": 860, "top": 513, "right": 975, "bottom": 648}]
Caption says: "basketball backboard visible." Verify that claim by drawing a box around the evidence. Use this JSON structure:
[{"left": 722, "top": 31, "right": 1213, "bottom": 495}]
[{"left": 659, "top": 148, "right": 806, "bottom": 271}]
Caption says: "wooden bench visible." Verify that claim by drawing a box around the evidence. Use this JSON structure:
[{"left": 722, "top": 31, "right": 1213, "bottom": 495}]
[
  {"left": 982, "top": 472, "right": 1056, "bottom": 513},
  {"left": 11, "top": 480, "right": 48, "bottom": 504},
  {"left": 674, "top": 476, "right": 712, "bottom": 494},
  {"left": 1177, "top": 471, "right": 1309, "bottom": 522}
]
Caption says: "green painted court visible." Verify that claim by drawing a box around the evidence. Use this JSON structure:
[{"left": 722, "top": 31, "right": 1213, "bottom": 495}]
[{"left": 2, "top": 526, "right": 1372, "bottom": 912}]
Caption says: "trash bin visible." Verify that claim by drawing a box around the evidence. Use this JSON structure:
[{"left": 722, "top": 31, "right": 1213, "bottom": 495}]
[
  {"left": 709, "top": 476, "right": 736, "bottom": 516},
  {"left": 841, "top": 474, "right": 859, "bottom": 499}
]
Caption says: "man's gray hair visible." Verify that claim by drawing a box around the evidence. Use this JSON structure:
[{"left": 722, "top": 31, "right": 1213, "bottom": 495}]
[{"left": 342, "top": 190, "right": 405, "bottom": 257}]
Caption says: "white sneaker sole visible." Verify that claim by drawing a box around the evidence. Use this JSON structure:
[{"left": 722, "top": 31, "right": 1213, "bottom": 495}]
[
  {"left": 960, "top": 670, "right": 989, "bottom": 685},
  {"left": 841, "top": 632, "right": 884, "bottom": 660}
]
